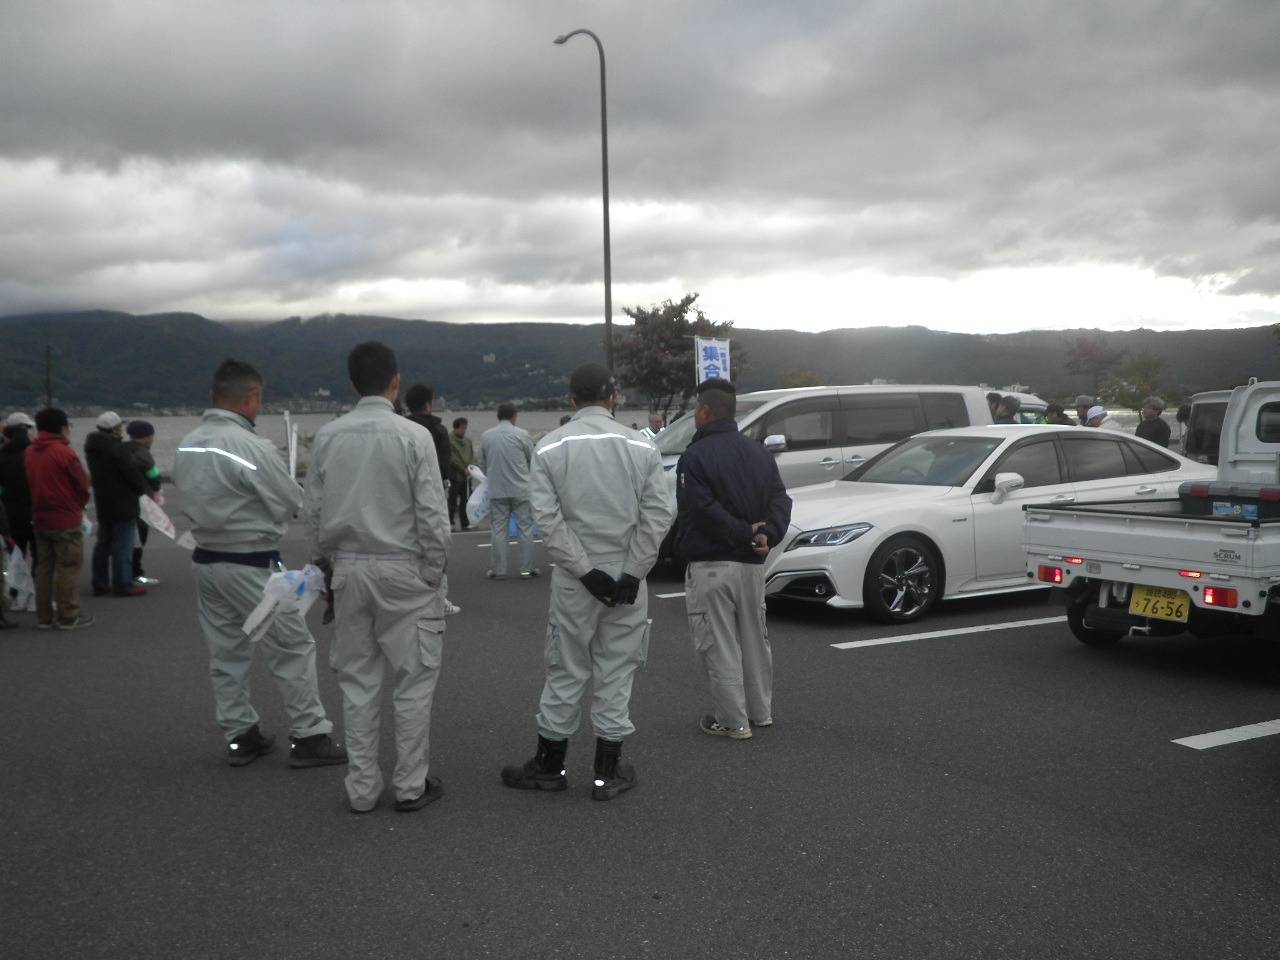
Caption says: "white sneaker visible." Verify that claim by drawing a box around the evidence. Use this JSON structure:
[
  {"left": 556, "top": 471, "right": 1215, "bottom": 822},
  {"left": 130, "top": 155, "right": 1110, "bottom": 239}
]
[{"left": 444, "top": 600, "right": 462, "bottom": 615}]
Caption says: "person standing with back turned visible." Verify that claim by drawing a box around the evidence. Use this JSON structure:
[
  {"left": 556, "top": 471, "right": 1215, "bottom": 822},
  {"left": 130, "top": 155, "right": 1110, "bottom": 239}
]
[
  {"left": 173, "top": 359, "right": 347, "bottom": 768},
  {"left": 500, "top": 362, "right": 674, "bottom": 801},
  {"left": 678, "top": 378, "right": 792, "bottom": 739},
  {"left": 478, "top": 403, "right": 538, "bottom": 579},
  {"left": 306, "top": 342, "right": 452, "bottom": 814}
]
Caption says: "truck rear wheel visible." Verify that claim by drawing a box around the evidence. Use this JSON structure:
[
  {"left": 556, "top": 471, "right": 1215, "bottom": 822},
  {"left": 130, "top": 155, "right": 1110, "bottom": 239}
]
[{"left": 1066, "top": 591, "right": 1124, "bottom": 647}]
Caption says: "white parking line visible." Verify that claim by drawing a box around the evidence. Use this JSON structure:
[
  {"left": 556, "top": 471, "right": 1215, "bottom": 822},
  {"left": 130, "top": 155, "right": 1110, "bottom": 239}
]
[
  {"left": 1172, "top": 719, "right": 1280, "bottom": 750},
  {"left": 655, "top": 591, "right": 686, "bottom": 599},
  {"left": 831, "top": 615, "right": 1067, "bottom": 650}
]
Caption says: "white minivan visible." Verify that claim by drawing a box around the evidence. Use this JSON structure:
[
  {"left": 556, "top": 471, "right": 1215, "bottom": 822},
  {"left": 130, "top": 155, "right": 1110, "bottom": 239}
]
[{"left": 654, "top": 384, "right": 997, "bottom": 489}]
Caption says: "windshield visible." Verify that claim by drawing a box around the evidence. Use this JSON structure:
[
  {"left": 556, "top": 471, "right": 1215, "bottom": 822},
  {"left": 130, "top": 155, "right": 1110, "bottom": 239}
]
[
  {"left": 654, "top": 399, "right": 767, "bottom": 457},
  {"left": 847, "top": 435, "right": 1004, "bottom": 486}
]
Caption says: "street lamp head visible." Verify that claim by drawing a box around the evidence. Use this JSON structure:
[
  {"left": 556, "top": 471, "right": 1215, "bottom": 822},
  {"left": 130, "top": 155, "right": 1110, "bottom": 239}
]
[{"left": 553, "top": 34, "right": 569, "bottom": 44}]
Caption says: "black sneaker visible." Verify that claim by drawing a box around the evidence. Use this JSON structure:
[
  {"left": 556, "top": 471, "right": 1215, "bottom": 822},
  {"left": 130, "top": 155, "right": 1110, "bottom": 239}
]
[
  {"left": 394, "top": 776, "right": 445, "bottom": 812},
  {"left": 227, "top": 724, "right": 275, "bottom": 766},
  {"left": 288, "top": 733, "right": 348, "bottom": 768}
]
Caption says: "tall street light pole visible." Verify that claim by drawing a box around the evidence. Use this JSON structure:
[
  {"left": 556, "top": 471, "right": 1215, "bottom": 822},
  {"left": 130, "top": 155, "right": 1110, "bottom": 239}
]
[{"left": 554, "top": 28, "right": 613, "bottom": 372}]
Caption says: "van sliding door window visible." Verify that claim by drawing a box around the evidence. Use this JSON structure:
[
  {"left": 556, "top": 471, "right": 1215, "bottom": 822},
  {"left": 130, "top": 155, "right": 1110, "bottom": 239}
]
[{"left": 843, "top": 396, "right": 925, "bottom": 445}]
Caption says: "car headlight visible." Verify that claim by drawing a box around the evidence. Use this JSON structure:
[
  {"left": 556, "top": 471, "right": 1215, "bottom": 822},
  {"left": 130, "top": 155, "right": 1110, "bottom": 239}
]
[{"left": 785, "top": 522, "right": 873, "bottom": 550}]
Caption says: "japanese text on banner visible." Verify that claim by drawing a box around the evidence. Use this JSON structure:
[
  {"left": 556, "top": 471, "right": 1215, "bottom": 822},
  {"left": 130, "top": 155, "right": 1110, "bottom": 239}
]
[{"left": 694, "top": 337, "right": 731, "bottom": 383}]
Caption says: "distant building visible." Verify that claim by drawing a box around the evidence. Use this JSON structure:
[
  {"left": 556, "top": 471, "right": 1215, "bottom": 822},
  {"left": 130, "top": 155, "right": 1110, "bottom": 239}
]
[{"left": 482, "top": 353, "right": 496, "bottom": 364}]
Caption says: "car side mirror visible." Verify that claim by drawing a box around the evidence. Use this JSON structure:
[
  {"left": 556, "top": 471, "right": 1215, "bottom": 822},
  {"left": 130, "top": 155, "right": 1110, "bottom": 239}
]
[
  {"left": 989, "top": 471, "right": 1025, "bottom": 504},
  {"left": 763, "top": 434, "right": 787, "bottom": 453}
]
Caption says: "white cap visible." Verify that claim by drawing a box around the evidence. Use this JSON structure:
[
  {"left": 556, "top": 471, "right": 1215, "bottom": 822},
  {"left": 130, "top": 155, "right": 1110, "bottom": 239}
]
[
  {"left": 6, "top": 412, "right": 34, "bottom": 429},
  {"left": 1086, "top": 405, "right": 1107, "bottom": 422},
  {"left": 96, "top": 411, "right": 123, "bottom": 430}
]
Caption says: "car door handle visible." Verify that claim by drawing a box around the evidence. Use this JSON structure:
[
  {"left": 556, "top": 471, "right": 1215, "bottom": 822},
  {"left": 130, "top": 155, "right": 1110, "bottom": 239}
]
[
  {"left": 1050, "top": 494, "right": 1075, "bottom": 504},
  {"left": 845, "top": 455, "right": 865, "bottom": 465},
  {"left": 819, "top": 457, "right": 839, "bottom": 466},
  {"left": 1134, "top": 485, "right": 1157, "bottom": 495}
]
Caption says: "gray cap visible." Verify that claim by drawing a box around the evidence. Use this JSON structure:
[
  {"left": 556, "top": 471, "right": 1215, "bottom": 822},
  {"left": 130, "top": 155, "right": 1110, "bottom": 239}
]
[
  {"left": 5, "top": 412, "right": 34, "bottom": 429},
  {"left": 1073, "top": 395, "right": 1094, "bottom": 407},
  {"left": 96, "top": 411, "right": 122, "bottom": 430}
]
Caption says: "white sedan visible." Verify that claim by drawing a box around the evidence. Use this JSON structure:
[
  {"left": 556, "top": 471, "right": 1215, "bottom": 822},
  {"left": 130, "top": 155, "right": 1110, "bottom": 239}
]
[{"left": 763, "top": 425, "right": 1216, "bottom": 623}]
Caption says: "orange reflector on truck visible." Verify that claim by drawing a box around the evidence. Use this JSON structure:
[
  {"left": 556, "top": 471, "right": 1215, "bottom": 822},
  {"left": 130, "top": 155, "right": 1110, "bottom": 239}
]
[
  {"left": 1064, "top": 556, "right": 1084, "bottom": 565},
  {"left": 1203, "top": 587, "right": 1238, "bottom": 607},
  {"left": 1178, "top": 570, "right": 1202, "bottom": 579},
  {"left": 1037, "top": 565, "right": 1064, "bottom": 584}
]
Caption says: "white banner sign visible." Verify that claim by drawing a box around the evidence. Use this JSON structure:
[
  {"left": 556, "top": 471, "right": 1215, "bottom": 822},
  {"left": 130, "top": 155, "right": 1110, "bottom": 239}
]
[{"left": 694, "top": 337, "right": 731, "bottom": 383}]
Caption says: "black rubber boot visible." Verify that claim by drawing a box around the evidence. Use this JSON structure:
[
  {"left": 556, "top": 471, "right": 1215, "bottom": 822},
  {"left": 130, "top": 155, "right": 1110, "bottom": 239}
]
[
  {"left": 501, "top": 735, "right": 569, "bottom": 791},
  {"left": 591, "top": 737, "right": 636, "bottom": 802},
  {"left": 227, "top": 724, "right": 275, "bottom": 767}
]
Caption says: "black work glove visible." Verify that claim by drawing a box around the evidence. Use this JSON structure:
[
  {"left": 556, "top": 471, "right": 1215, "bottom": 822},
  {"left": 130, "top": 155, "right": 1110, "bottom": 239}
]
[
  {"left": 612, "top": 573, "right": 641, "bottom": 606},
  {"left": 580, "top": 569, "right": 618, "bottom": 606}
]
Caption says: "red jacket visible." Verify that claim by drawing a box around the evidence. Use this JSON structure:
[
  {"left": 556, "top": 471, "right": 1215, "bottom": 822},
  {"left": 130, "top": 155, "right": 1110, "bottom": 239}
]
[{"left": 25, "top": 433, "right": 91, "bottom": 531}]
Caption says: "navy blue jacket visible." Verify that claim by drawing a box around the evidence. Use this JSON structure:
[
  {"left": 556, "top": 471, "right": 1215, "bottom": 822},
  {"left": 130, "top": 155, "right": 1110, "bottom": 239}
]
[{"left": 675, "top": 418, "right": 792, "bottom": 564}]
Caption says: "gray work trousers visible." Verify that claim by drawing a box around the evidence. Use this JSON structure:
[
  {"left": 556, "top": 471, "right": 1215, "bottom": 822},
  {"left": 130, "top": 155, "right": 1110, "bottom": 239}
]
[
  {"left": 489, "top": 497, "right": 536, "bottom": 577},
  {"left": 331, "top": 555, "right": 445, "bottom": 807},
  {"left": 194, "top": 561, "right": 333, "bottom": 742},
  {"left": 685, "top": 561, "right": 772, "bottom": 730},
  {"left": 537, "top": 565, "right": 650, "bottom": 741}
]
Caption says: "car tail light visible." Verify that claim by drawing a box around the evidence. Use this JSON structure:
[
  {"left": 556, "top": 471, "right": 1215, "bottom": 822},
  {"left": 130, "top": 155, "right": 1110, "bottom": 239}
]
[
  {"left": 1261, "top": 488, "right": 1280, "bottom": 502},
  {"left": 1178, "top": 569, "right": 1202, "bottom": 579},
  {"left": 1037, "top": 565, "right": 1064, "bottom": 584},
  {"left": 1064, "top": 556, "right": 1084, "bottom": 565},
  {"left": 1203, "top": 587, "right": 1238, "bottom": 607},
  {"left": 1186, "top": 483, "right": 1210, "bottom": 497}
]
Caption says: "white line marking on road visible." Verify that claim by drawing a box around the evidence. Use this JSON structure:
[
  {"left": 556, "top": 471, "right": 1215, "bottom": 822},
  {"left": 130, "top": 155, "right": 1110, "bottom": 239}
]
[
  {"left": 1172, "top": 719, "right": 1280, "bottom": 750},
  {"left": 656, "top": 591, "right": 686, "bottom": 599},
  {"left": 831, "top": 615, "right": 1068, "bottom": 650}
]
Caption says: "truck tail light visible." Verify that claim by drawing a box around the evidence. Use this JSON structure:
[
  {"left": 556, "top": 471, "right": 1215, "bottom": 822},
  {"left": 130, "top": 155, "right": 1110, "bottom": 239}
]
[
  {"left": 1185, "top": 483, "right": 1210, "bottom": 498},
  {"left": 1203, "top": 587, "right": 1238, "bottom": 608},
  {"left": 1037, "top": 565, "right": 1064, "bottom": 584},
  {"left": 1261, "top": 488, "right": 1280, "bottom": 502},
  {"left": 1178, "top": 569, "right": 1202, "bottom": 579}
]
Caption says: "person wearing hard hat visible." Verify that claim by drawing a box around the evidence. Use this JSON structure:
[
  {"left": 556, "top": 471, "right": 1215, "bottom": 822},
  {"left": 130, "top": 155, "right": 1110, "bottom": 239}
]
[{"left": 501, "top": 362, "right": 675, "bottom": 801}]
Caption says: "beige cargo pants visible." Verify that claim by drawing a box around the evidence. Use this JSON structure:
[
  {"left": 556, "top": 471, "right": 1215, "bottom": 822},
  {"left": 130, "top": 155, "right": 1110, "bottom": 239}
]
[
  {"left": 536, "top": 565, "right": 650, "bottom": 741},
  {"left": 331, "top": 555, "right": 445, "bottom": 808},
  {"left": 685, "top": 560, "right": 772, "bottom": 730}
]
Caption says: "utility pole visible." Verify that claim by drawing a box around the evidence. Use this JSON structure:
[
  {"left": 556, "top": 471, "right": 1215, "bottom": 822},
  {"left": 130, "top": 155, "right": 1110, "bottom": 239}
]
[{"left": 44, "top": 344, "right": 53, "bottom": 406}]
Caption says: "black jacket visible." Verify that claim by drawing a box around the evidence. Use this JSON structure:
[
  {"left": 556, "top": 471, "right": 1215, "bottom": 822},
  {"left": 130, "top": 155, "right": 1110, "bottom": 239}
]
[
  {"left": 407, "top": 412, "right": 451, "bottom": 484},
  {"left": 0, "top": 430, "right": 32, "bottom": 519},
  {"left": 675, "top": 418, "right": 792, "bottom": 564},
  {"left": 1135, "top": 416, "right": 1171, "bottom": 448},
  {"left": 125, "top": 441, "right": 163, "bottom": 494},
  {"left": 84, "top": 429, "right": 147, "bottom": 523}
]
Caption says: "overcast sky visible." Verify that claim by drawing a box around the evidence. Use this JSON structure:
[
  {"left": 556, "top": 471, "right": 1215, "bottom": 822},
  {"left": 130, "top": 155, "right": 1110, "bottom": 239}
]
[{"left": 2, "top": 0, "right": 1279, "bottom": 334}]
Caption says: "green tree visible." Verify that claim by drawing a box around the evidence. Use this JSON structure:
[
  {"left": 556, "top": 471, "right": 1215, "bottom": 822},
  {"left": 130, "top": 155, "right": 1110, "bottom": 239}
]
[
  {"left": 1065, "top": 335, "right": 1126, "bottom": 395},
  {"left": 612, "top": 293, "right": 745, "bottom": 421},
  {"left": 1101, "top": 355, "right": 1169, "bottom": 409}
]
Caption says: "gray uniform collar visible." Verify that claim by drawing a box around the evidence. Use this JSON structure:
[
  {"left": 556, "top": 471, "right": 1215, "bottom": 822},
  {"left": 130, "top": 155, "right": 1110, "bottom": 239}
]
[
  {"left": 203, "top": 407, "right": 257, "bottom": 432},
  {"left": 571, "top": 405, "right": 615, "bottom": 421},
  {"left": 356, "top": 396, "right": 395, "bottom": 412}
]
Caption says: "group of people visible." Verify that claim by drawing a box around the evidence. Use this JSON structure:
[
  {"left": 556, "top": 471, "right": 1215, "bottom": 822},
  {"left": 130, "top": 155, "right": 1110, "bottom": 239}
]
[
  {"left": 0, "top": 408, "right": 162, "bottom": 631},
  {"left": 984, "top": 391, "right": 1175, "bottom": 446},
  {"left": 165, "top": 346, "right": 789, "bottom": 814}
]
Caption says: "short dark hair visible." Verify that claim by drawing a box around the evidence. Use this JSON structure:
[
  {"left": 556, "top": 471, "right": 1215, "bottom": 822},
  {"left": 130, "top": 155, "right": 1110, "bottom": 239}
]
[
  {"left": 695, "top": 378, "right": 737, "bottom": 420},
  {"left": 452, "top": 417, "right": 468, "bottom": 429},
  {"left": 34, "top": 407, "right": 68, "bottom": 433},
  {"left": 999, "top": 395, "right": 1021, "bottom": 413},
  {"left": 497, "top": 402, "right": 517, "bottom": 421},
  {"left": 569, "top": 362, "right": 616, "bottom": 405},
  {"left": 986, "top": 391, "right": 1002, "bottom": 405},
  {"left": 1045, "top": 402, "right": 1064, "bottom": 417},
  {"left": 348, "top": 341, "right": 398, "bottom": 396},
  {"left": 211, "top": 359, "right": 263, "bottom": 404},
  {"left": 405, "top": 383, "right": 434, "bottom": 413}
]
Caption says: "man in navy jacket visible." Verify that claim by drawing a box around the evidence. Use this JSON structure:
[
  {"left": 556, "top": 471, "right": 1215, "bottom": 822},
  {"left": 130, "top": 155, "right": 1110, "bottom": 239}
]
[{"left": 676, "top": 378, "right": 792, "bottom": 739}]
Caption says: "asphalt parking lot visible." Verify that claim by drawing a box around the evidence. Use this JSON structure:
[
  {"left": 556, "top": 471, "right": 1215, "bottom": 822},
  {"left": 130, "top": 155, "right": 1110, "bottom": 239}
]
[{"left": 3, "top": 520, "right": 1278, "bottom": 959}]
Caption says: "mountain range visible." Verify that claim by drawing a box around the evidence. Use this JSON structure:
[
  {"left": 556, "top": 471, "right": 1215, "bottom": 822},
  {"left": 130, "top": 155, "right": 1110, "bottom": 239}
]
[{"left": 1, "top": 310, "right": 1276, "bottom": 410}]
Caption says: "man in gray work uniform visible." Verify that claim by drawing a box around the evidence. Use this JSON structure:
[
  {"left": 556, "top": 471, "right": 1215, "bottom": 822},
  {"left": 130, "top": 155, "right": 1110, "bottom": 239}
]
[
  {"left": 173, "top": 359, "right": 346, "bottom": 768},
  {"left": 478, "top": 402, "right": 537, "bottom": 579},
  {"left": 305, "top": 342, "right": 452, "bottom": 814},
  {"left": 501, "top": 362, "right": 675, "bottom": 801}
]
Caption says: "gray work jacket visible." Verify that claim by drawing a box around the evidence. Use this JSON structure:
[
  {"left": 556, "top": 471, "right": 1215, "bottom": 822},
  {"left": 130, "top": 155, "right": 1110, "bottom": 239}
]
[
  {"left": 530, "top": 406, "right": 675, "bottom": 580},
  {"left": 304, "top": 396, "right": 450, "bottom": 583},
  {"left": 173, "top": 408, "right": 302, "bottom": 552},
  {"left": 478, "top": 420, "right": 535, "bottom": 500}
]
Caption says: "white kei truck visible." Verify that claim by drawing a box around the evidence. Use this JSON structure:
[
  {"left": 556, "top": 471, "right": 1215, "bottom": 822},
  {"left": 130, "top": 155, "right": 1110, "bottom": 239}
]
[{"left": 1023, "top": 379, "right": 1280, "bottom": 646}]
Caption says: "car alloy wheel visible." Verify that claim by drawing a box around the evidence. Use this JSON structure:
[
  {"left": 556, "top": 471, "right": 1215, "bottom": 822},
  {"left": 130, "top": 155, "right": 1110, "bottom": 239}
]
[{"left": 864, "top": 535, "right": 939, "bottom": 623}]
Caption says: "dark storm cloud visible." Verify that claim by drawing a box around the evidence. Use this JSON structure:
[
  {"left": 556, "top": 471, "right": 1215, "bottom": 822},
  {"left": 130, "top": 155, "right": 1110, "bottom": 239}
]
[{"left": 1, "top": 0, "right": 1278, "bottom": 322}]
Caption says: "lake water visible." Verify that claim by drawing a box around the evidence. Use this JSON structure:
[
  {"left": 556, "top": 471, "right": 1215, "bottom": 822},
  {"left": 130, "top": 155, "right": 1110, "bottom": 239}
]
[{"left": 66, "top": 408, "right": 656, "bottom": 474}]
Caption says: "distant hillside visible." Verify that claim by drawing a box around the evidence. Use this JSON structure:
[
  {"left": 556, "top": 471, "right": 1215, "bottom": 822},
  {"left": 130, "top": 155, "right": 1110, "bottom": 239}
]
[{"left": 1, "top": 309, "right": 1276, "bottom": 409}]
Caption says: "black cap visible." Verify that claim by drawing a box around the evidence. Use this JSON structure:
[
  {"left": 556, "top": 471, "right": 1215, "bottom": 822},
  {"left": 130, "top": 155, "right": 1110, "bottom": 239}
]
[
  {"left": 126, "top": 420, "right": 155, "bottom": 439},
  {"left": 570, "top": 362, "right": 616, "bottom": 404}
]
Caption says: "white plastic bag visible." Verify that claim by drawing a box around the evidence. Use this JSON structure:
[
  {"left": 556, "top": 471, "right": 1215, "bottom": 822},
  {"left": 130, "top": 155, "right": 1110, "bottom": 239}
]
[
  {"left": 5, "top": 546, "right": 35, "bottom": 612},
  {"left": 243, "top": 564, "right": 326, "bottom": 640},
  {"left": 139, "top": 495, "right": 177, "bottom": 539},
  {"left": 465, "top": 464, "right": 490, "bottom": 524}
]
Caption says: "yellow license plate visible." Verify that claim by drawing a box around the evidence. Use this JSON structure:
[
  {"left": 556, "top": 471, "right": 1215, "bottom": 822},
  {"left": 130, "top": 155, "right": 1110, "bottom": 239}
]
[{"left": 1128, "top": 585, "right": 1190, "bottom": 623}]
